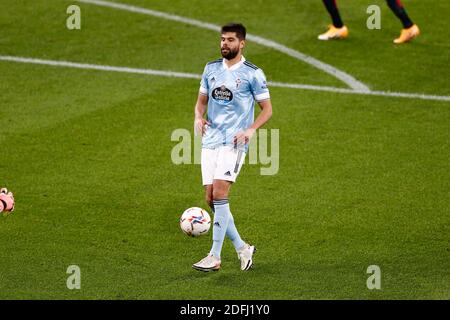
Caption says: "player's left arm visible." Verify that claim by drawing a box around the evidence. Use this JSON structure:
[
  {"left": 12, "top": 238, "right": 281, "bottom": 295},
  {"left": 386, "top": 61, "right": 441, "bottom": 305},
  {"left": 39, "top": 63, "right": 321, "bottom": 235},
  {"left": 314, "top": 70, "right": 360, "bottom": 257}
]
[
  {"left": 234, "top": 99, "right": 272, "bottom": 145},
  {"left": 234, "top": 67, "right": 272, "bottom": 146}
]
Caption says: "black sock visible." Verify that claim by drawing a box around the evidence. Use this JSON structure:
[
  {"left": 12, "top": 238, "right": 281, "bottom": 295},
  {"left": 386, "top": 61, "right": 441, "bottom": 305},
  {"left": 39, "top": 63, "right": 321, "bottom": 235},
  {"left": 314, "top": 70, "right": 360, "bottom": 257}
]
[
  {"left": 386, "top": 0, "right": 414, "bottom": 29},
  {"left": 322, "top": 0, "right": 344, "bottom": 28}
]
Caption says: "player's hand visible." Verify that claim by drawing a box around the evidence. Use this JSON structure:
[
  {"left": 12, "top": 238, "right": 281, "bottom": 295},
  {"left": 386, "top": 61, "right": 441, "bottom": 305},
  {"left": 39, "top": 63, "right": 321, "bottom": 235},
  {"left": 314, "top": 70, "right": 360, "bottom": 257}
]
[
  {"left": 234, "top": 128, "right": 256, "bottom": 147},
  {"left": 0, "top": 188, "right": 15, "bottom": 213},
  {"left": 194, "top": 117, "right": 210, "bottom": 136}
]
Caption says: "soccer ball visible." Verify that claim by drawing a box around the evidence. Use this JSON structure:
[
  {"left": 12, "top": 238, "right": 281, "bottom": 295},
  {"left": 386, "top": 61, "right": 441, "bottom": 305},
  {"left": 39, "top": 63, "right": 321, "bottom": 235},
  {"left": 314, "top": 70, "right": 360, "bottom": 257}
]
[{"left": 180, "top": 207, "right": 211, "bottom": 237}]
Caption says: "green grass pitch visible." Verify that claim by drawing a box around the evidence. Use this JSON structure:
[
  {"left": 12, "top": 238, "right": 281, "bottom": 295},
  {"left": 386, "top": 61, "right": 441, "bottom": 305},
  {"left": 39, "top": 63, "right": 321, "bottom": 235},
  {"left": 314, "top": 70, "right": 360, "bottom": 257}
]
[{"left": 0, "top": 0, "right": 448, "bottom": 299}]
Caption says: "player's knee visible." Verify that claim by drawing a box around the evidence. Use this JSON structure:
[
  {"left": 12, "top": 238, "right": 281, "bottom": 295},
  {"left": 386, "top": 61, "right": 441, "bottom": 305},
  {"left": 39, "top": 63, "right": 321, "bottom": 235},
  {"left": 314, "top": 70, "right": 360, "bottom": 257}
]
[
  {"left": 212, "top": 180, "right": 231, "bottom": 200},
  {"left": 212, "top": 188, "right": 228, "bottom": 200}
]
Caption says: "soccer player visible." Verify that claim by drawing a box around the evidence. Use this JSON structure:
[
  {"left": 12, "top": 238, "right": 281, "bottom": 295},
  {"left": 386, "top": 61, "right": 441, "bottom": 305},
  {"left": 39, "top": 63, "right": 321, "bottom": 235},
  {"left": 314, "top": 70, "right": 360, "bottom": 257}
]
[
  {"left": 0, "top": 188, "right": 15, "bottom": 214},
  {"left": 192, "top": 23, "right": 273, "bottom": 272},
  {"left": 318, "top": 0, "right": 420, "bottom": 44}
]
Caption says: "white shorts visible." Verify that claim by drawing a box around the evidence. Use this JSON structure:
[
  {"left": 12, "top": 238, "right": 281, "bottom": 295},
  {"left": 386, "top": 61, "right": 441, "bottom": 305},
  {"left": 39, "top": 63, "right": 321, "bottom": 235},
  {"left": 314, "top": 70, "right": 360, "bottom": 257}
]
[{"left": 201, "top": 146, "right": 246, "bottom": 185}]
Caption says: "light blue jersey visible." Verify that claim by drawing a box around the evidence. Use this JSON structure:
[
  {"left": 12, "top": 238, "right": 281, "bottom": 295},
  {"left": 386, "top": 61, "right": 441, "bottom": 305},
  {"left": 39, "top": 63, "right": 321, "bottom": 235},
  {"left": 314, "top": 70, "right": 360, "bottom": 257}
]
[{"left": 199, "top": 56, "right": 270, "bottom": 151}]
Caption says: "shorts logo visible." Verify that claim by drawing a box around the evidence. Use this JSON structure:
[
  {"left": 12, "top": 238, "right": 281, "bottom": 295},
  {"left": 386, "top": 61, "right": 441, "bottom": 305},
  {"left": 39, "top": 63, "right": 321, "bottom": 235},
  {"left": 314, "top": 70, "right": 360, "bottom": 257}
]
[
  {"left": 212, "top": 85, "right": 233, "bottom": 105},
  {"left": 224, "top": 171, "right": 231, "bottom": 176}
]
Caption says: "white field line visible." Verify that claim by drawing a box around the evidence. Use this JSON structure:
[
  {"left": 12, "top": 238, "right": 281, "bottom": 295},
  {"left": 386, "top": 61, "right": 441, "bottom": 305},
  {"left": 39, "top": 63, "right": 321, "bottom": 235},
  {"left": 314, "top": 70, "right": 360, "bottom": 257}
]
[
  {"left": 269, "top": 82, "right": 450, "bottom": 102},
  {"left": 75, "top": 0, "right": 370, "bottom": 92},
  {"left": 1, "top": 55, "right": 449, "bottom": 102},
  {"left": 0, "top": 55, "right": 200, "bottom": 79}
]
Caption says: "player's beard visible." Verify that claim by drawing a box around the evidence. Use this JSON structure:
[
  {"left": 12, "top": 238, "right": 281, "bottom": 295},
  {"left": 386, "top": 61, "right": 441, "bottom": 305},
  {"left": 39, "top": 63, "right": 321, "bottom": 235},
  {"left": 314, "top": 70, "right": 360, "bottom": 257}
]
[{"left": 221, "top": 46, "right": 239, "bottom": 60}]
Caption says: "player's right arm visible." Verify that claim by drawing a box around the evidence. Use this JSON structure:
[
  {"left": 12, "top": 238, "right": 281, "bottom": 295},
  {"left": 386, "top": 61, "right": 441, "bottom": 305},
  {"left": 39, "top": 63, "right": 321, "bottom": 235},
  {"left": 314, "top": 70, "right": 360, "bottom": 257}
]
[
  {"left": 194, "top": 93, "right": 210, "bottom": 136},
  {"left": 194, "top": 64, "right": 211, "bottom": 136}
]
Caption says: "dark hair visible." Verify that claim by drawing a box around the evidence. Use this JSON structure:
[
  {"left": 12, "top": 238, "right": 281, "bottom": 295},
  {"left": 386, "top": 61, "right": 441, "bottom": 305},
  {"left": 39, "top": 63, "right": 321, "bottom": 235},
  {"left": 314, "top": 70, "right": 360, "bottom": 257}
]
[{"left": 221, "top": 23, "right": 246, "bottom": 40}]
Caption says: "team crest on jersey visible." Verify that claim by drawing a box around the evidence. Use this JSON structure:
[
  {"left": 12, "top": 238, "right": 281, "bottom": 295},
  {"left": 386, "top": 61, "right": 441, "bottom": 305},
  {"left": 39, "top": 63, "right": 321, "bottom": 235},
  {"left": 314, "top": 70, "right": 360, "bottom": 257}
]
[
  {"left": 235, "top": 78, "right": 242, "bottom": 89},
  {"left": 212, "top": 85, "right": 233, "bottom": 105}
]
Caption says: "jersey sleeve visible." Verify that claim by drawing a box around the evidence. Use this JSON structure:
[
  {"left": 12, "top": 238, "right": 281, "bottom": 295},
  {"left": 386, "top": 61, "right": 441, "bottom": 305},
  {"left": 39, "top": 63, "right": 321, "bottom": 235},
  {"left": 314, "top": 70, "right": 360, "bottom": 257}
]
[
  {"left": 199, "top": 64, "right": 209, "bottom": 96},
  {"left": 251, "top": 69, "right": 270, "bottom": 102}
]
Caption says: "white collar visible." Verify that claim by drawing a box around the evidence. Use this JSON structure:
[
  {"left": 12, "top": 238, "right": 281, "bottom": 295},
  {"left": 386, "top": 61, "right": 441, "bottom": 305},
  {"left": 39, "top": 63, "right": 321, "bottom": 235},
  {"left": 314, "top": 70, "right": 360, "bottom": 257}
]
[{"left": 222, "top": 56, "right": 246, "bottom": 71}]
